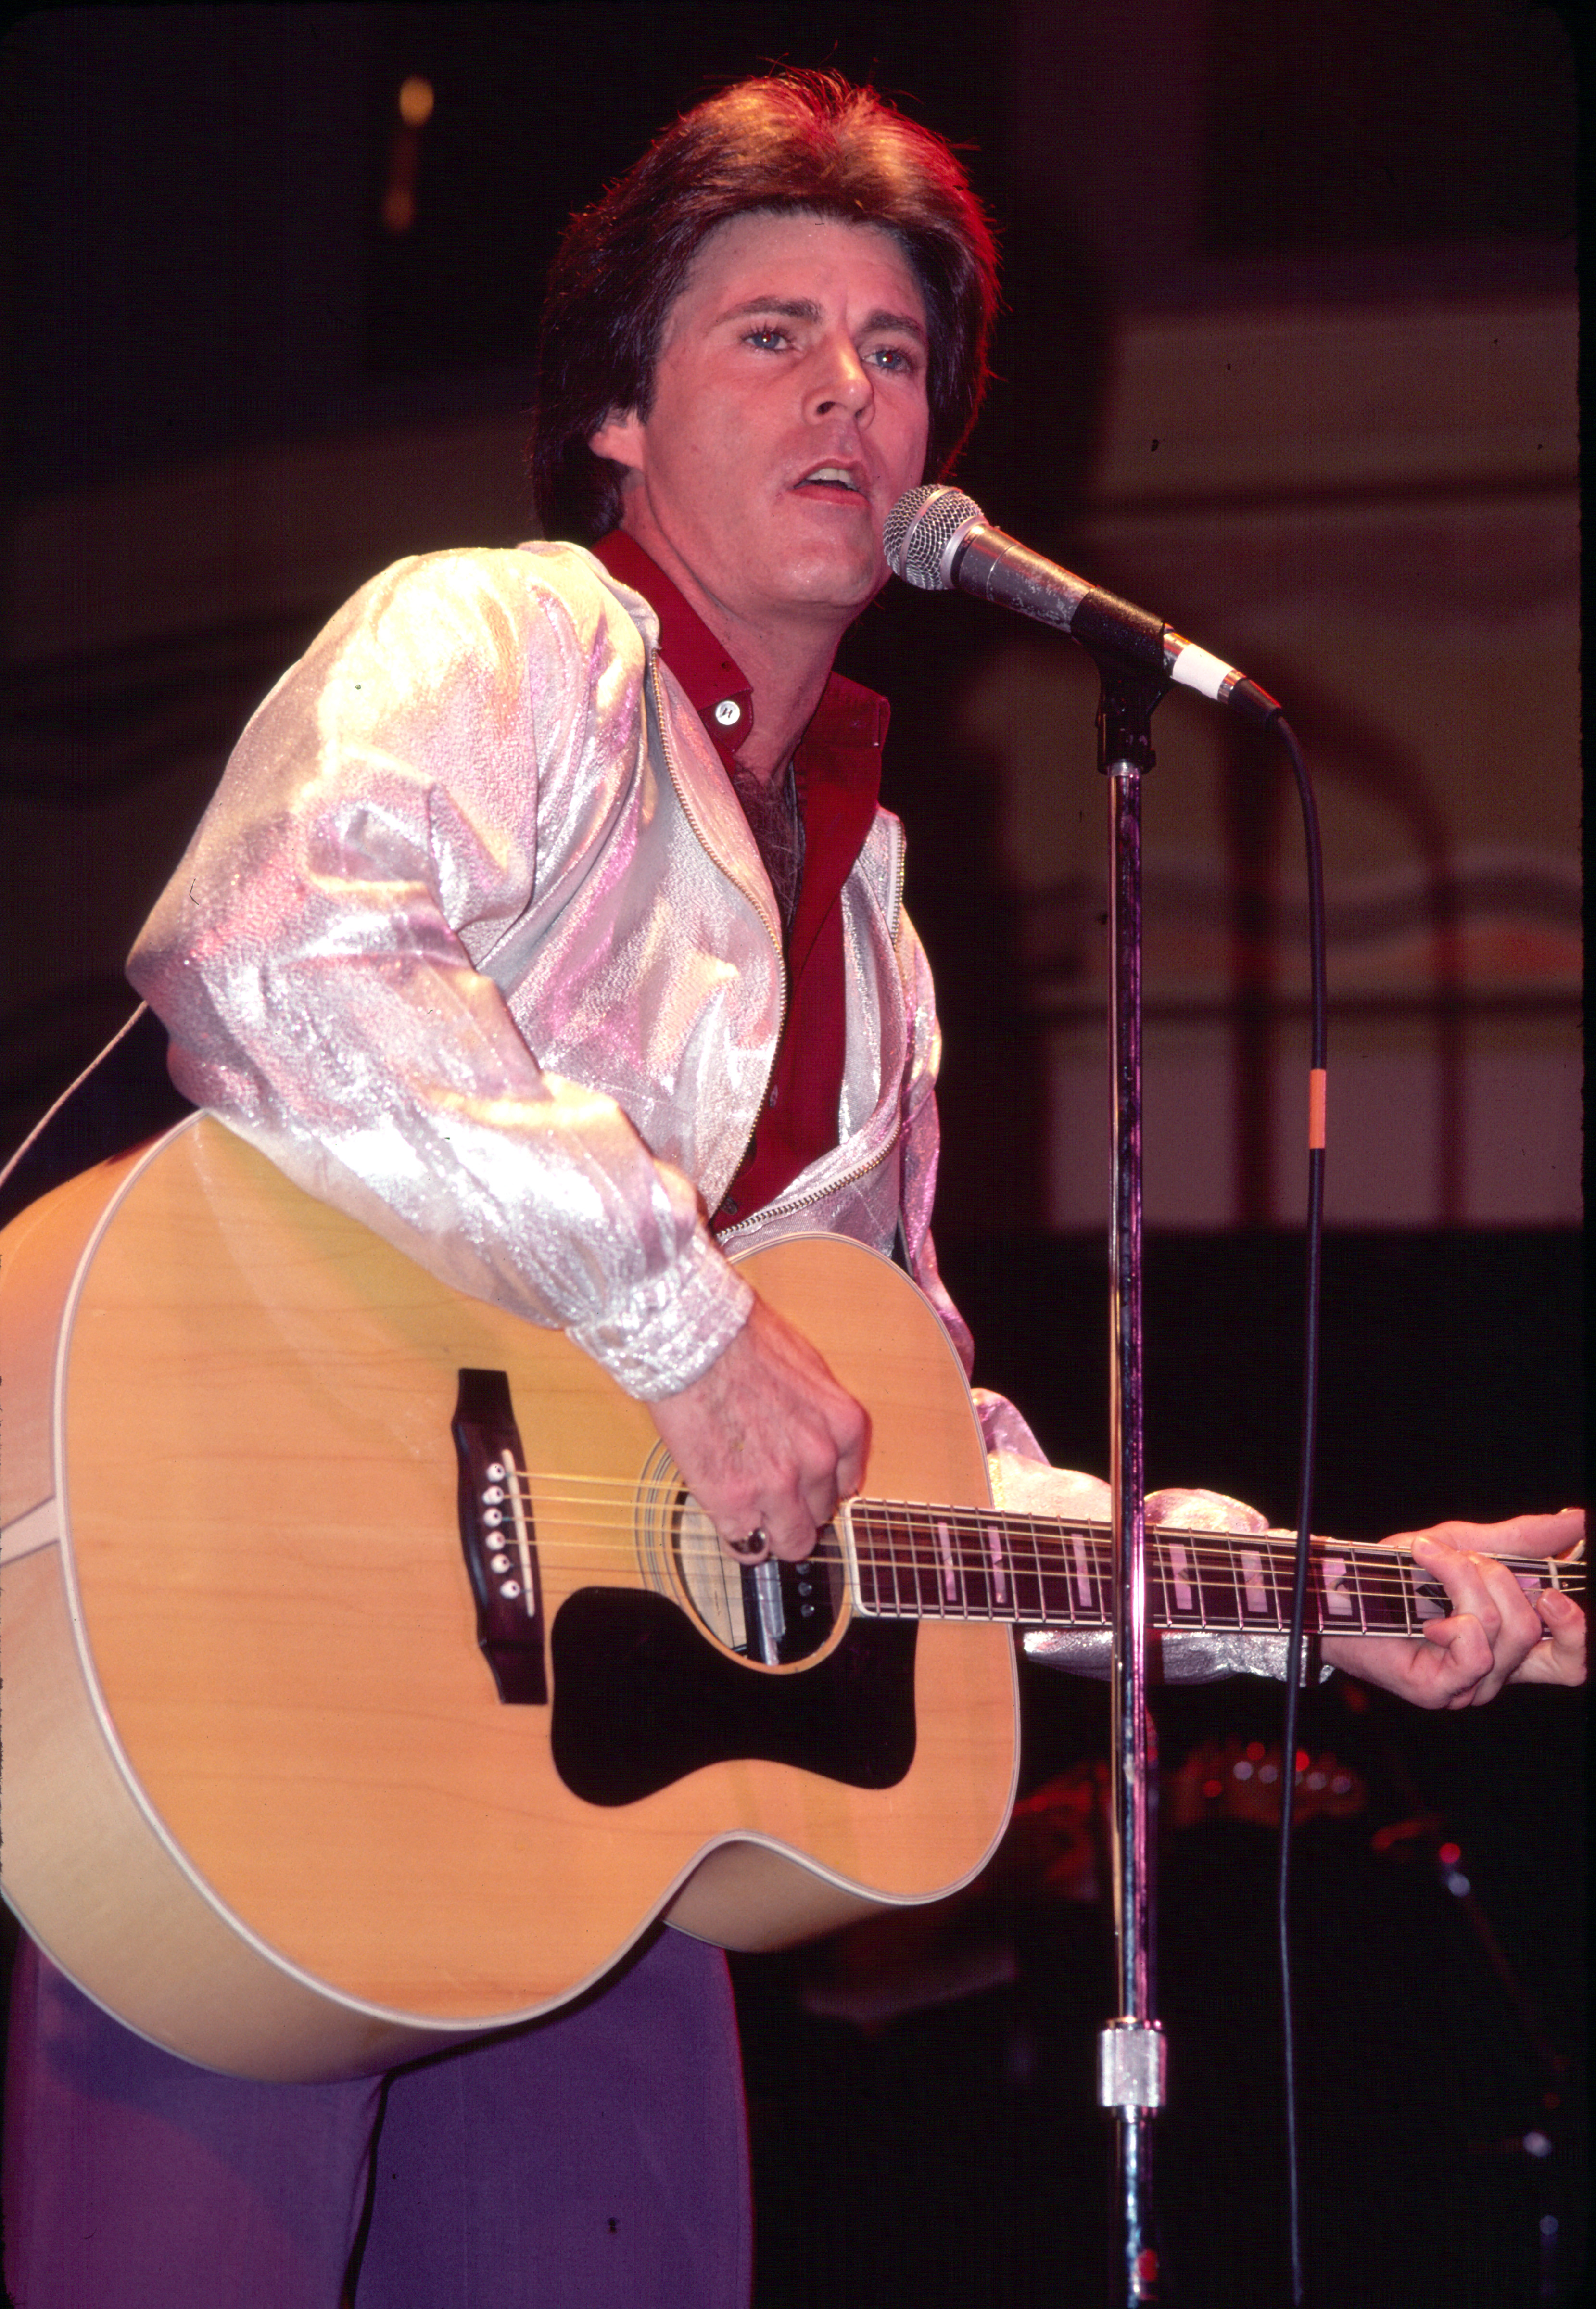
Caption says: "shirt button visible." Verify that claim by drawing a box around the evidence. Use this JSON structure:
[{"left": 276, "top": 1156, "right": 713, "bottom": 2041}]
[
  {"left": 767, "top": 1086, "right": 779, "bottom": 1107},
  {"left": 714, "top": 699, "right": 741, "bottom": 728},
  {"left": 721, "top": 1197, "right": 740, "bottom": 1218}
]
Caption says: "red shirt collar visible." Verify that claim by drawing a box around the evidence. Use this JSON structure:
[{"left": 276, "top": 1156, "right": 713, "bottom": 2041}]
[
  {"left": 587, "top": 533, "right": 890, "bottom": 1228},
  {"left": 589, "top": 530, "right": 889, "bottom": 784}
]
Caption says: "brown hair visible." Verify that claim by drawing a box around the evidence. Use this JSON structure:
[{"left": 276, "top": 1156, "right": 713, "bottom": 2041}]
[{"left": 530, "top": 71, "right": 1000, "bottom": 543}]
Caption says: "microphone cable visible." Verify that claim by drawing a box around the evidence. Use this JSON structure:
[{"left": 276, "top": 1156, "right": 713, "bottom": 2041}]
[{"left": 1271, "top": 710, "right": 1328, "bottom": 2309}]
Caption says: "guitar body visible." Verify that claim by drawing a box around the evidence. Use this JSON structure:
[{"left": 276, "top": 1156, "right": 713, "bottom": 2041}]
[{"left": 0, "top": 1117, "right": 1016, "bottom": 2081}]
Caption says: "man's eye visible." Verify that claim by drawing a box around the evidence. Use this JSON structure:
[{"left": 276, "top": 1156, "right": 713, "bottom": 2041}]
[
  {"left": 745, "top": 327, "right": 791, "bottom": 351},
  {"left": 869, "top": 345, "right": 917, "bottom": 375}
]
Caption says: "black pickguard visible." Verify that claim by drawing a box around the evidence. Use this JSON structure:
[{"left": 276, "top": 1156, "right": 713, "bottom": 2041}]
[{"left": 549, "top": 1590, "right": 918, "bottom": 1808}]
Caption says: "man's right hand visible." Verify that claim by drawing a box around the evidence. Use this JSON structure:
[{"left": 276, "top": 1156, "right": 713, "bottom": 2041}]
[{"left": 649, "top": 1299, "right": 869, "bottom": 1564}]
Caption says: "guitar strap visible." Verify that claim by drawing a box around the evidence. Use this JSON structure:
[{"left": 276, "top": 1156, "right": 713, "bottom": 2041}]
[
  {"left": 0, "top": 1002, "right": 194, "bottom": 1231},
  {"left": 892, "top": 1210, "right": 912, "bottom": 1276}
]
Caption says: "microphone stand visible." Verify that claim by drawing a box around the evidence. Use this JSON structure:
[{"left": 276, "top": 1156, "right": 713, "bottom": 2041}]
[{"left": 1092, "top": 655, "right": 1171, "bottom": 2304}]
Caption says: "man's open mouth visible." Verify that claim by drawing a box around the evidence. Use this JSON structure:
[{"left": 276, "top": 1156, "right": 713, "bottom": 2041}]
[{"left": 796, "top": 465, "right": 865, "bottom": 495}]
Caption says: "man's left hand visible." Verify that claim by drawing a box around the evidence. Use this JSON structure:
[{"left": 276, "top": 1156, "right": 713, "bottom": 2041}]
[{"left": 1321, "top": 1509, "right": 1585, "bottom": 1707}]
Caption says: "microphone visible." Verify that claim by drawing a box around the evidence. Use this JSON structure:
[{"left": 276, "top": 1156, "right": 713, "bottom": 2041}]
[{"left": 883, "top": 484, "right": 1281, "bottom": 727}]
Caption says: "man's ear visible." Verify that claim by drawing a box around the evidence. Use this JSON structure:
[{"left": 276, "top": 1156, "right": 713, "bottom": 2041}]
[{"left": 589, "top": 409, "right": 645, "bottom": 471}]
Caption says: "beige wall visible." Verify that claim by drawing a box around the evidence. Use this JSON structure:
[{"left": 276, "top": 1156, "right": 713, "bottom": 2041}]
[{"left": 959, "top": 290, "right": 1580, "bottom": 1225}]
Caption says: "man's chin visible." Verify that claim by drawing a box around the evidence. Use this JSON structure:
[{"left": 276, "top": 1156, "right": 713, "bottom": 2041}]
[{"left": 755, "top": 549, "right": 887, "bottom": 623}]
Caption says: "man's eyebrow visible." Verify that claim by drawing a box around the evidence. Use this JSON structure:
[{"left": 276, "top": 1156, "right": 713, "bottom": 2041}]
[
  {"left": 720, "top": 295, "right": 823, "bottom": 326},
  {"left": 862, "top": 307, "right": 928, "bottom": 344},
  {"left": 719, "top": 294, "right": 927, "bottom": 343}
]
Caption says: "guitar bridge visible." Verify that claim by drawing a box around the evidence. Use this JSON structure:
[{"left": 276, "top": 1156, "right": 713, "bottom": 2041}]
[{"left": 453, "top": 1368, "right": 547, "bottom": 1704}]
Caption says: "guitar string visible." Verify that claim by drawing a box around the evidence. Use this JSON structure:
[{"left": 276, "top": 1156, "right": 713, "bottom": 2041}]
[
  {"left": 478, "top": 1491, "right": 1581, "bottom": 1582},
  {"left": 488, "top": 1481, "right": 1580, "bottom": 1573},
  {"left": 481, "top": 1469, "right": 1584, "bottom": 1570},
  {"left": 483, "top": 1505, "right": 1577, "bottom": 1582},
  {"left": 455, "top": 1491, "right": 1582, "bottom": 1608},
  {"left": 492, "top": 1475, "right": 1578, "bottom": 1550},
  {"left": 486, "top": 1470, "right": 1583, "bottom": 1572}
]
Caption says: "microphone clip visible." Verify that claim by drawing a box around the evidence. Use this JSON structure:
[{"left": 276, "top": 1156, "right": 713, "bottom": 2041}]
[{"left": 1094, "top": 658, "right": 1167, "bottom": 777}]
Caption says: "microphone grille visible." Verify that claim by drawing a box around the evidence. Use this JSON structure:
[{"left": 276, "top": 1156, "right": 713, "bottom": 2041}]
[{"left": 883, "top": 484, "right": 985, "bottom": 590}]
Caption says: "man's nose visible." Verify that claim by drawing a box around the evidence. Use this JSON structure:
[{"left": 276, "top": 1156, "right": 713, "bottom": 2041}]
[{"left": 805, "top": 336, "right": 872, "bottom": 423}]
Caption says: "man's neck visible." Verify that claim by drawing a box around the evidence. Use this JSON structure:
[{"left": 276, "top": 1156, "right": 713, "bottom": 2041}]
[{"left": 610, "top": 511, "right": 845, "bottom": 787}]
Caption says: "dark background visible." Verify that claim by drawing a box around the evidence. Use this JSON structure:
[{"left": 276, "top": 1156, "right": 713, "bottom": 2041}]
[{"left": 1, "top": 6, "right": 1584, "bottom": 2304}]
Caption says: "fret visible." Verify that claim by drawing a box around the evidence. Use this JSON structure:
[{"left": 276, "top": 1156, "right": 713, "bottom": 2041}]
[
  {"left": 1067, "top": 1527, "right": 1100, "bottom": 1624},
  {"left": 1229, "top": 1542, "right": 1284, "bottom": 1635},
  {"left": 1268, "top": 1537, "right": 1295, "bottom": 1629},
  {"left": 1194, "top": 1537, "right": 1245, "bottom": 1630},
  {"left": 952, "top": 1515, "right": 988, "bottom": 1618},
  {"left": 1316, "top": 1548, "right": 1366, "bottom": 1635},
  {"left": 1409, "top": 1568, "right": 1452, "bottom": 1634},
  {"left": 1190, "top": 1530, "right": 1254, "bottom": 1634},
  {"left": 934, "top": 1518, "right": 959, "bottom": 1615},
  {"left": 1019, "top": 1515, "right": 1050, "bottom": 1624},
  {"left": 1326, "top": 1546, "right": 1427, "bottom": 1637},
  {"left": 848, "top": 1504, "right": 878, "bottom": 1615},
  {"left": 851, "top": 1504, "right": 898, "bottom": 1617},
  {"left": 982, "top": 1524, "right": 1008, "bottom": 1616},
  {"left": 1389, "top": 1552, "right": 1442, "bottom": 1637},
  {"left": 1241, "top": 1543, "right": 1273, "bottom": 1625},
  {"left": 902, "top": 1511, "right": 937, "bottom": 1617},
  {"left": 947, "top": 1514, "right": 998, "bottom": 1619},
  {"left": 1154, "top": 1535, "right": 1208, "bottom": 1631},
  {"left": 898, "top": 1506, "right": 925, "bottom": 1616},
  {"left": 1030, "top": 1522, "right": 1096, "bottom": 1626},
  {"left": 966, "top": 1518, "right": 998, "bottom": 1619}
]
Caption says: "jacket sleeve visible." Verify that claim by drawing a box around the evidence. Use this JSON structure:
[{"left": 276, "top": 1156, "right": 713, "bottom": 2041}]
[{"left": 127, "top": 549, "right": 751, "bottom": 1399}]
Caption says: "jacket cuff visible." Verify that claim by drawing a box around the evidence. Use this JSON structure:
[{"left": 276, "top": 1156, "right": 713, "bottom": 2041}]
[
  {"left": 1023, "top": 1629, "right": 1333, "bottom": 1685},
  {"left": 565, "top": 1224, "right": 755, "bottom": 1400}
]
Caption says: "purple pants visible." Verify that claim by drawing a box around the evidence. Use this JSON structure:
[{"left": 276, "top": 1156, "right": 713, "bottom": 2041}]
[{"left": 3, "top": 1930, "right": 751, "bottom": 2308}]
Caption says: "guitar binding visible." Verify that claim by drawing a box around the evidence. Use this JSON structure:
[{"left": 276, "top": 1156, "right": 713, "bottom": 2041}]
[{"left": 452, "top": 1367, "right": 548, "bottom": 1704}]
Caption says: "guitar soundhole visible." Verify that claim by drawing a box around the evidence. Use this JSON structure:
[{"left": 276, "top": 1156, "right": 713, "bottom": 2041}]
[
  {"left": 672, "top": 1504, "right": 847, "bottom": 1664},
  {"left": 549, "top": 1591, "right": 918, "bottom": 1808}
]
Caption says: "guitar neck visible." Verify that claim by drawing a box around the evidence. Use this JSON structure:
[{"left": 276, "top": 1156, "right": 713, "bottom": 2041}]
[{"left": 839, "top": 1504, "right": 1585, "bottom": 1642}]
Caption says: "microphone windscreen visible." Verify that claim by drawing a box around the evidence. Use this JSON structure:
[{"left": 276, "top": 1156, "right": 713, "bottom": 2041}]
[{"left": 883, "top": 484, "right": 984, "bottom": 589}]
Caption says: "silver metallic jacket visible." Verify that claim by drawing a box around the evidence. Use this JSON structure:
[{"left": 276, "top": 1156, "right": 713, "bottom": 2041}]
[
  {"left": 129, "top": 541, "right": 1294, "bottom": 1684},
  {"left": 129, "top": 542, "right": 963, "bottom": 1400}
]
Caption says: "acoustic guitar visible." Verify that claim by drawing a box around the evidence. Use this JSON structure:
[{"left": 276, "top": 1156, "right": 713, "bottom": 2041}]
[{"left": 1, "top": 1116, "right": 1580, "bottom": 2081}]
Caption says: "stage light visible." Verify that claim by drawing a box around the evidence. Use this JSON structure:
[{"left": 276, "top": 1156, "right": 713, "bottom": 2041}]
[{"left": 382, "top": 78, "right": 435, "bottom": 237}]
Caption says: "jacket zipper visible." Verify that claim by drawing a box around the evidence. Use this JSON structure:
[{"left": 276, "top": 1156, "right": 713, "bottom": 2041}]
[
  {"left": 714, "top": 1124, "right": 901, "bottom": 1242},
  {"left": 717, "top": 793, "right": 910, "bottom": 1242},
  {"left": 885, "top": 813, "right": 906, "bottom": 944}
]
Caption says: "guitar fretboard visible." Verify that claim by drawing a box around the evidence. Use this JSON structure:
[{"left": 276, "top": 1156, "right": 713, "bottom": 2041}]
[{"left": 843, "top": 1504, "right": 1583, "bottom": 1641}]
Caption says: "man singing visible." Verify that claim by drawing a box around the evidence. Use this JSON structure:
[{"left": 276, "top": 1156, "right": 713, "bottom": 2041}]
[{"left": 5, "top": 70, "right": 1582, "bottom": 2309}]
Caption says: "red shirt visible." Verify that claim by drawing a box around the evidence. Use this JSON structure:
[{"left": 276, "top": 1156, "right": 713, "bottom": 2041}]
[{"left": 591, "top": 532, "right": 887, "bottom": 1228}]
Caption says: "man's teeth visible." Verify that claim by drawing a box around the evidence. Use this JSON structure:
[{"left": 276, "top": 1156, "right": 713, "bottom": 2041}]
[{"left": 804, "top": 468, "right": 858, "bottom": 489}]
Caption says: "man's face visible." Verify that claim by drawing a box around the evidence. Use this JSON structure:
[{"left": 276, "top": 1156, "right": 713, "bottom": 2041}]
[{"left": 589, "top": 209, "right": 931, "bottom": 645}]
